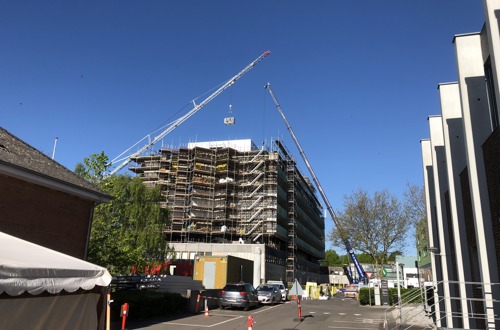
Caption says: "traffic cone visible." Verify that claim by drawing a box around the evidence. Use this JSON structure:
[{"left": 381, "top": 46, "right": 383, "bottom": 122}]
[{"left": 204, "top": 304, "right": 209, "bottom": 317}]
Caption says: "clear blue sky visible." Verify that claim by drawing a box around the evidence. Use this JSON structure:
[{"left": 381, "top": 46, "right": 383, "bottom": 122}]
[{"left": 2, "top": 1, "right": 485, "bottom": 255}]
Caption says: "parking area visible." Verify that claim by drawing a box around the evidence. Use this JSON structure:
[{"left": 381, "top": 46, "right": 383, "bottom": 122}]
[
  {"left": 118, "top": 296, "right": 421, "bottom": 330},
  {"left": 122, "top": 301, "right": 284, "bottom": 330}
]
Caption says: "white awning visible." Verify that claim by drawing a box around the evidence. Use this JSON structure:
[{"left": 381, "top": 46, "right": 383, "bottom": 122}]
[{"left": 0, "top": 232, "right": 112, "bottom": 296}]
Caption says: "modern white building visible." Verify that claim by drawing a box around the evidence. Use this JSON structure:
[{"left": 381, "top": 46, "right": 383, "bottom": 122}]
[{"left": 421, "top": 1, "right": 500, "bottom": 328}]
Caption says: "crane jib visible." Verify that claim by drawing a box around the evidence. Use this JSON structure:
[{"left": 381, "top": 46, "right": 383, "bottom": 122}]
[
  {"left": 265, "top": 83, "right": 366, "bottom": 284},
  {"left": 107, "top": 51, "right": 271, "bottom": 176}
]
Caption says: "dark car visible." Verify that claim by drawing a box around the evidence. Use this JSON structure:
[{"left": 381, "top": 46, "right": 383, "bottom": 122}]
[{"left": 219, "top": 283, "right": 259, "bottom": 311}]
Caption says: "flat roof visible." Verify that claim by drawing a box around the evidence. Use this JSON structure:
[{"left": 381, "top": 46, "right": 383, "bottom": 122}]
[{"left": 188, "top": 139, "right": 258, "bottom": 152}]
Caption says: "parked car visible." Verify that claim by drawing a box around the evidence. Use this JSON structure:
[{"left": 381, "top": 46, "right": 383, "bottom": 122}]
[
  {"left": 268, "top": 282, "right": 288, "bottom": 301},
  {"left": 256, "top": 284, "right": 282, "bottom": 305},
  {"left": 219, "top": 283, "right": 259, "bottom": 311}
]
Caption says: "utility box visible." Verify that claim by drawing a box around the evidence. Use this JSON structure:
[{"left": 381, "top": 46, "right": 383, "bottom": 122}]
[
  {"left": 193, "top": 255, "right": 254, "bottom": 289},
  {"left": 374, "top": 283, "right": 381, "bottom": 305}
]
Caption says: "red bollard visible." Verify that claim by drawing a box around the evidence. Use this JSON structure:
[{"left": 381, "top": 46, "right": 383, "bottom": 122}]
[
  {"left": 297, "top": 297, "right": 302, "bottom": 320},
  {"left": 195, "top": 294, "right": 201, "bottom": 314},
  {"left": 120, "top": 302, "right": 129, "bottom": 330},
  {"left": 248, "top": 314, "right": 254, "bottom": 330}
]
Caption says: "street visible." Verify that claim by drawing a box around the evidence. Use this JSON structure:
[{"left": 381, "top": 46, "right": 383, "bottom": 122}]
[{"left": 119, "top": 295, "right": 430, "bottom": 330}]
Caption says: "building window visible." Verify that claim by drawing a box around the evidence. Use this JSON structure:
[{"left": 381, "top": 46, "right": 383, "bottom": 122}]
[{"left": 484, "top": 57, "right": 500, "bottom": 129}]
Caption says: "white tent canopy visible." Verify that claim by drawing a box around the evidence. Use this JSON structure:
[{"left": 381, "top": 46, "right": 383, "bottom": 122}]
[{"left": 0, "top": 231, "right": 112, "bottom": 296}]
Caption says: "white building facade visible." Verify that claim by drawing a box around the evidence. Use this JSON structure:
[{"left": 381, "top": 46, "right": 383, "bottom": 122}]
[{"left": 421, "top": 1, "right": 500, "bottom": 328}]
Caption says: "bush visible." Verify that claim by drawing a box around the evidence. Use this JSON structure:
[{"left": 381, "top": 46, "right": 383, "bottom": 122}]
[
  {"left": 110, "top": 290, "right": 189, "bottom": 321},
  {"left": 359, "top": 287, "right": 422, "bottom": 306}
]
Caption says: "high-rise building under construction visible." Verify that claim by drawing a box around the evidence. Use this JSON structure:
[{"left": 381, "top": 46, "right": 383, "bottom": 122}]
[{"left": 129, "top": 138, "right": 325, "bottom": 285}]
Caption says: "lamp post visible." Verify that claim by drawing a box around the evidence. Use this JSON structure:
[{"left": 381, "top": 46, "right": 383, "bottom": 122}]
[
  {"left": 396, "top": 262, "right": 405, "bottom": 328},
  {"left": 428, "top": 247, "right": 445, "bottom": 326}
]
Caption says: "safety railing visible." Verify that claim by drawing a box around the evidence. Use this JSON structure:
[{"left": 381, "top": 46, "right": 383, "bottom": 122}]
[{"left": 384, "top": 280, "right": 500, "bottom": 329}]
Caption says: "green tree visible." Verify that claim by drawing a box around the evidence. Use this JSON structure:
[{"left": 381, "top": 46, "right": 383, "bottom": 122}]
[
  {"left": 321, "top": 249, "right": 343, "bottom": 266},
  {"left": 74, "top": 151, "right": 110, "bottom": 184},
  {"left": 76, "top": 153, "right": 171, "bottom": 273},
  {"left": 329, "top": 188, "right": 412, "bottom": 275},
  {"left": 403, "top": 183, "right": 427, "bottom": 255},
  {"left": 356, "top": 252, "right": 375, "bottom": 264}
]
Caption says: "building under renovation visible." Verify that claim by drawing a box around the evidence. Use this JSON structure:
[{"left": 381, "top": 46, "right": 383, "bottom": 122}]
[{"left": 129, "top": 138, "right": 326, "bottom": 286}]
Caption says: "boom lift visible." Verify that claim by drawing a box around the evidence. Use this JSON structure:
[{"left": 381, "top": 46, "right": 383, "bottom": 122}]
[
  {"left": 107, "top": 50, "right": 271, "bottom": 176},
  {"left": 265, "top": 83, "right": 366, "bottom": 284}
]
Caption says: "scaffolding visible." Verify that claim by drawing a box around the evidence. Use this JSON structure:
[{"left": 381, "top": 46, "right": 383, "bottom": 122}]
[{"left": 129, "top": 138, "right": 324, "bottom": 286}]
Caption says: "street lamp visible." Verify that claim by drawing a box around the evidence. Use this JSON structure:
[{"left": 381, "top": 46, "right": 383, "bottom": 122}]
[
  {"left": 429, "top": 247, "right": 439, "bottom": 254},
  {"left": 396, "top": 262, "right": 405, "bottom": 327},
  {"left": 428, "top": 246, "right": 445, "bottom": 326}
]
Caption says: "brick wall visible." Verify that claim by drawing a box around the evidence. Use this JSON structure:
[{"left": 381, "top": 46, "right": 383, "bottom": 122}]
[{"left": 0, "top": 174, "right": 95, "bottom": 259}]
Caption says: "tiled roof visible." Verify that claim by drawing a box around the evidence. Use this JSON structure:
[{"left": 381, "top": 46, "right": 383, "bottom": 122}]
[{"left": 0, "top": 127, "right": 107, "bottom": 198}]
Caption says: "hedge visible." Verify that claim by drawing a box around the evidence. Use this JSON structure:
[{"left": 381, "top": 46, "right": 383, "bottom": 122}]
[{"left": 358, "top": 287, "right": 423, "bottom": 306}]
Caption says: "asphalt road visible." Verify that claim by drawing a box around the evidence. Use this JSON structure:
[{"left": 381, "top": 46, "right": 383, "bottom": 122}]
[{"left": 118, "top": 295, "right": 430, "bottom": 330}]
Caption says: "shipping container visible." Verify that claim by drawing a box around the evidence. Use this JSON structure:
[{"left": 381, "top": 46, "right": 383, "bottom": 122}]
[{"left": 193, "top": 255, "right": 254, "bottom": 289}]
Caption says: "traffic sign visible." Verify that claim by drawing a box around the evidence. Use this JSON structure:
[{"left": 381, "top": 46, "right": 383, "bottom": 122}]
[
  {"left": 378, "top": 268, "right": 388, "bottom": 277},
  {"left": 366, "top": 272, "right": 374, "bottom": 279},
  {"left": 290, "top": 279, "right": 304, "bottom": 296}
]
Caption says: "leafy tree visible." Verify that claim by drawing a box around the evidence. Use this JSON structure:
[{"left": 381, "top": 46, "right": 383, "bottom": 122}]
[
  {"left": 76, "top": 153, "right": 172, "bottom": 273},
  {"left": 403, "top": 183, "right": 428, "bottom": 255},
  {"left": 356, "top": 252, "right": 375, "bottom": 264},
  {"left": 74, "top": 151, "right": 110, "bottom": 184},
  {"left": 329, "top": 188, "right": 412, "bottom": 275},
  {"left": 321, "top": 249, "right": 343, "bottom": 266}
]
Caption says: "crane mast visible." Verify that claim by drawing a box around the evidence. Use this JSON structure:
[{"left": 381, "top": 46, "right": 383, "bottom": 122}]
[
  {"left": 108, "top": 50, "right": 271, "bottom": 176},
  {"left": 265, "top": 83, "right": 366, "bottom": 283}
]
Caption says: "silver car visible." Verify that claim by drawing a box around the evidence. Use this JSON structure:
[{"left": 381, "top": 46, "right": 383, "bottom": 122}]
[
  {"left": 219, "top": 283, "right": 259, "bottom": 311},
  {"left": 269, "top": 283, "right": 288, "bottom": 301},
  {"left": 256, "top": 284, "right": 282, "bottom": 305}
]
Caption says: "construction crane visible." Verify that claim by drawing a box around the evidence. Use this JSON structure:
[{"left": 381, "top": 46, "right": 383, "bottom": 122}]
[
  {"left": 107, "top": 50, "right": 271, "bottom": 176},
  {"left": 265, "top": 83, "right": 366, "bottom": 284}
]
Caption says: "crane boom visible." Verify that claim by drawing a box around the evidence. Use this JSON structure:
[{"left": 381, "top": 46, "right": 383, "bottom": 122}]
[
  {"left": 265, "top": 83, "right": 366, "bottom": 283},
  {"left": 108, "top": 50, "right": 271, "bottom": 176}
]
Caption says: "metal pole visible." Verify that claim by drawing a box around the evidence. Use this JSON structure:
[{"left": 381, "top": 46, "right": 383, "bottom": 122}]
[
  {"left": 396, "top": 261, "right": 402, "bottom": 328},
  {"left": 369, "top": 285, "right": 372, "bottom": 306},
  {"left": 51, "top": 137, "right": 58, "bottom": 160}
]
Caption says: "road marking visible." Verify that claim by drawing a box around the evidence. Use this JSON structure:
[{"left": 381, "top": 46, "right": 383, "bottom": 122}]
[
  {"left": 328, "top": 326, "right": 377, "bottom": 329},
  {"left": 163, "top": 315, "right": 243, "bottom": 328},
  {"left": 252, "top": 304, "right": 282, "bottom": 315},
  {"left": 162, "top": 304, "right": 283, "bottom": 328},
  {"left": 355, "top": 318, "right": 384, "bottom": 323}
]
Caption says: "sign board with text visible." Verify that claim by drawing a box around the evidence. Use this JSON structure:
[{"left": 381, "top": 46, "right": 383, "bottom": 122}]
[{"left": 381, "top": 279, "right": 390, "bottom": 305}]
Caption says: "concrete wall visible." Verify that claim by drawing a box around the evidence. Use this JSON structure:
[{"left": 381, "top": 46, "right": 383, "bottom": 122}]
[
  {"left": 170, "top": 242, "right": 265, "bottom": 288},
  {"left": 169, "top": 242, "right": 327, "bottom": 287}
]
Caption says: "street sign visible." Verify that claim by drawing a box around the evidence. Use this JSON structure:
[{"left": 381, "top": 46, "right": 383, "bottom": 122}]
[
  {"left": 366, "top": 272, "right": 374, "bottom": 279},
  {"left": 290, "top": 279, "right": 304, "bottom": 297},
  {"left": 379, "top": 268, "right": 388, "bottom": 277},
  {"left": 381, "top": 279, "right": 390, "bottom": 305}
]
